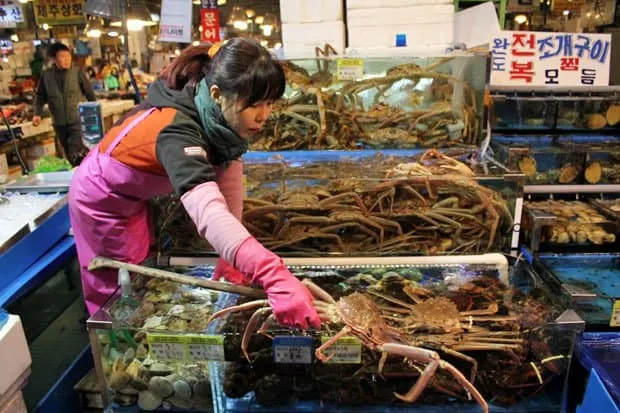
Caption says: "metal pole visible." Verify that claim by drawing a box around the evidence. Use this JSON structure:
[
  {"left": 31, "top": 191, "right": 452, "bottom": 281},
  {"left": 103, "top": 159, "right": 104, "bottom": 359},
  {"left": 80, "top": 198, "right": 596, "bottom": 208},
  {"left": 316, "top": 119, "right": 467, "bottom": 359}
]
[{"left": 120, "top": 0, "right": 141, "bottom": 103}]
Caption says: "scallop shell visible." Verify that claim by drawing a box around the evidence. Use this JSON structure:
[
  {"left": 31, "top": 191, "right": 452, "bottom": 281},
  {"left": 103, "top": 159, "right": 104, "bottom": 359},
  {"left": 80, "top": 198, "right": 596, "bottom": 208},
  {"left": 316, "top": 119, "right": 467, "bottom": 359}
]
[
  {"left": 558, "top": 164, "right": 578, "bottom": 184},
  {"left": 587, "top": 113, "right": 607, "bottom": 130},
  {"left": 606, "top": 104, "right": 620, "bottom": 126},
  {"left": 585, "top": 161, "right": 602, "bottom": 184},
  {"left": 518, "top": 156, "right": 537, "bottom": 177}
]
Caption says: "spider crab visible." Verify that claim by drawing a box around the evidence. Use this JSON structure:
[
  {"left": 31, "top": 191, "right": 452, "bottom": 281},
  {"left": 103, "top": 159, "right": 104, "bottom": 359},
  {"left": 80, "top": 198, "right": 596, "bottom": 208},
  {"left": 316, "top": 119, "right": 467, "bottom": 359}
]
[{"left": 208, "top": 279, "right": 489, "bottom": 412}]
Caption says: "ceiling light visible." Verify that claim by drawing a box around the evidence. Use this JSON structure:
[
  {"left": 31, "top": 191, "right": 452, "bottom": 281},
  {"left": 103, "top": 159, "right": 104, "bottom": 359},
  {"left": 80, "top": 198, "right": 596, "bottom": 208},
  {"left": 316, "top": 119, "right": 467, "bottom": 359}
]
[
  {"left": 595, "top": 13, "right": 601, "bottom": 19},
  {"left": 42, "top": 23, "right": 49, "bottom": 30},
  {"left": 10, "top": 34, "right": 19, "bottom": 42},
  {"left": 254, "top": 15, "right": 264, "bottom": 24},
  {"left": 107, "top": 31, "right": 119, "bottom": 37},
  {"left": 18, "top": 0, "right": 28, "bottom": 3},
  {"left": 586, "top": 12, "right": 592, "bottom": 17},
  {"left": 150, "top": 13, "right": 160, "bottom": 22},
  {"left": 562, "top": 10, "right": 570, "bottom": 16},
  {"left": 274, "top": 42, "right": 282, "bottom": 49},
  {"left": 260, "top": 40, "right": 268, "bottom": 47},
  {"left": 192, "top": 40, "right": 200, "bottom": 46},
  {"left": 514, "top": 14, "right": 528, "bottom": 24},
  {"left": 217, "top": 0, "right": 226, "bottom": 4},
  {"left": 245, "top": 9, "right": 255, "bottom": 18},
  {"left": 227, "top": 5, "right": 246, "bottom": 28},
  {"left": 110, "top": 2, "right": 156, "bottom": 29},
  {"left": 85, "top": 16, "right": 105, "bottom": 38}
]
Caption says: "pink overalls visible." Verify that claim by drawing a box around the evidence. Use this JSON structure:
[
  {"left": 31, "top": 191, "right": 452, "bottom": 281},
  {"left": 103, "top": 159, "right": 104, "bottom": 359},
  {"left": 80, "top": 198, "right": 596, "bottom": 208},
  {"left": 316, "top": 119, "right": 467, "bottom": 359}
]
[{"left": 69, "top": 108, "right": 173, "bottom": 315}]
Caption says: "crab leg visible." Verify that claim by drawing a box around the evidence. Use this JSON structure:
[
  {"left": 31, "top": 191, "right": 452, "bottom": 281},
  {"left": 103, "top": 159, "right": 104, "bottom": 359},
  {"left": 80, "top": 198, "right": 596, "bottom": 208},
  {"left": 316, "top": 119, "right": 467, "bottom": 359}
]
[
  {"left": 207, "top": 300, "right": 270, "bottom": 324},
  {"left": 241, "top": 307, "right": 272, "bottom": 363},
  {"left": 380, "top": 343, "right": 488, "bottom": 413}
]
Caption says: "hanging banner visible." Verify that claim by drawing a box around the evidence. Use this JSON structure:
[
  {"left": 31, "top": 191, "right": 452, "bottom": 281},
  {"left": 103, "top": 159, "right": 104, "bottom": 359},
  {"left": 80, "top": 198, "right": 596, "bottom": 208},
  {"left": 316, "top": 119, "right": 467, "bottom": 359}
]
[
  {"left": 33, "top": 0, "right": 85, "bottom": 26},
  {"left": 200, "top": 8, "right": 220, "bottom": 43},
  {"left": 0, "top": 1, "right": 24, "bottom": 28},
  {"left": 159, "top": 0, "right": 192, "bottom": 44},
  {"left": 490, "top": 31, "right": 611, "bottom": 87}
]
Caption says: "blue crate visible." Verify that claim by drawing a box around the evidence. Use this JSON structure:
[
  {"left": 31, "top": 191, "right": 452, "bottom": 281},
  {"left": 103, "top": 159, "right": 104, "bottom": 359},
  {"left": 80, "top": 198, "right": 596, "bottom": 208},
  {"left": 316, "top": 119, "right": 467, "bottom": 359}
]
[
  {"left": 0, "top": 203, "right": 70, "bottom": 296},
  {"left": 576, "top": 333, "right": 620, "bottom": 411}
]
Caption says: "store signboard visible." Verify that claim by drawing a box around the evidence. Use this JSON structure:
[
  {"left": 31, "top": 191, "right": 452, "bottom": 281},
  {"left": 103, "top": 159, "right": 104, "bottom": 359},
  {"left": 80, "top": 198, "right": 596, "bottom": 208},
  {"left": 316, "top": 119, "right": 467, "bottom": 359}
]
[
  {"left": 33, "top": 0, "right": 85, "bottom": 26},
  {"left": 159, "top": 0, "right": 192, "bottom": 44},
  {"left": 0, "top": 1, "right": 24, "bottom": 28},
  {"left": 490, "top": 31, "right": 611, "bottom": 87},
  {"left": 200, "top": 8, "right": 220, "bottom": 43}
]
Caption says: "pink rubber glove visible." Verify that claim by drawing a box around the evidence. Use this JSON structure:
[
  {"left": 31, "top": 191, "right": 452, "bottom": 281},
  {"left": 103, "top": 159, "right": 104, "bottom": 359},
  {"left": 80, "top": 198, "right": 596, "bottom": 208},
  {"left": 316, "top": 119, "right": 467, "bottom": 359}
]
[
  {"left": 214, "top": 160, "right": 244, "bottom": 220},
  {"left": 213, "top": 258, "right": 251, "bottom": 286},
  {"left": 234, "top": 237, "right": 321, "bottom": 330}
]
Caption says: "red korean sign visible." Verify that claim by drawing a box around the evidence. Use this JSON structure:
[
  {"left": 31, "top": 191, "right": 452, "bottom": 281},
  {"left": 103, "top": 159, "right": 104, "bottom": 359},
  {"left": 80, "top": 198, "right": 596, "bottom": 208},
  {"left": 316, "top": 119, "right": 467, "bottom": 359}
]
[
  {"left": 490, "top": 31, "right": 611, "bottom": 87},
  {"left": 200, "top": 8, "right": 220, "bottom": 43}
]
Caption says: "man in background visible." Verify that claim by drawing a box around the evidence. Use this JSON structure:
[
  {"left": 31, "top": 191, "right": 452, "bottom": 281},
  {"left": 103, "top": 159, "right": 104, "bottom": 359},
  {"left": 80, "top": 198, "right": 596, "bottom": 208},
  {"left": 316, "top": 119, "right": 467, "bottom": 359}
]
[{"left": 33, "top": 43, "right": 96, "bottom": 166}]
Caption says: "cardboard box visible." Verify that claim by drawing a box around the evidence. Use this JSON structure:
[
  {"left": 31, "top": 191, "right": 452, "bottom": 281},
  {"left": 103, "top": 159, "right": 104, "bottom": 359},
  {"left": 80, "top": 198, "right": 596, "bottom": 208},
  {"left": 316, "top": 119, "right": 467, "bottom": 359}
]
[
  {"left": 282, "top": 21, "right": 346, "bottom": 58},
  {"left": 25, "top": 138, "right": 56, "bottom": 158},
  {"left": 280, "top": 0, "right": 343, "bottom": 23},
  {"left": 0, "top": 153, "right": 7, "bottom": 177}
]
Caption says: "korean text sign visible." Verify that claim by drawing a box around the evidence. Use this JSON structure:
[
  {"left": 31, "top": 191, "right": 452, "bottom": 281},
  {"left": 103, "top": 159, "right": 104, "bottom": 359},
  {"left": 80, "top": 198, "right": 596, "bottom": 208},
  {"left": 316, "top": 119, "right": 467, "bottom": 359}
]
[
  {"left": 490, "top": 31, "right": 611, "bottom": 87},
  {"left": 200, "top": 8, "right": 220, "bottom": 43},
  {"left": 159, "top": 0, "right": 192, "bottom": 44},
  {"left": 34, "top": 0, "right": 85, "bottom": 26},
  {"left": 0, "top": 1, "right": 24, "bottom": 28}
]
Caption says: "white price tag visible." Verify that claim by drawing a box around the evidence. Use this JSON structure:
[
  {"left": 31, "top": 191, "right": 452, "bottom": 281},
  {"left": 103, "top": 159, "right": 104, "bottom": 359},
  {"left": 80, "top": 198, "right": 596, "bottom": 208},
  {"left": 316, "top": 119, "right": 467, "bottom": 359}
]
[
  {"left": 273, "top": 336, "right": 313, "bottom": 364},
  {"left": 320, "top": 336, "right": 362, "bottom": 364},
  {"left": 610, "top": 300, "right": 620, "bottom": 327},
  {"left": 147, "top": 334, "right": 186, "bottom": 361},
  {"left": 187, "top": 335, "right": 225, "bottom": 361},
  {"left": 336, "top": 58, "right": 364, "bottom": 81}
]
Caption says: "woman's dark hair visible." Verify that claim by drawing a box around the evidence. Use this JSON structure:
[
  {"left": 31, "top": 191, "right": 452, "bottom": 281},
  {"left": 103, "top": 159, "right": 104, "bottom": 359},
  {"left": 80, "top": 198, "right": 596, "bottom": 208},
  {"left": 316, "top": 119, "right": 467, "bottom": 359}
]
[
  {"left": 47, "top": 43, "right": 70, "bottom": 59},
  {"left": 159, "top": 38, "right": 285, "bottom": 109}
]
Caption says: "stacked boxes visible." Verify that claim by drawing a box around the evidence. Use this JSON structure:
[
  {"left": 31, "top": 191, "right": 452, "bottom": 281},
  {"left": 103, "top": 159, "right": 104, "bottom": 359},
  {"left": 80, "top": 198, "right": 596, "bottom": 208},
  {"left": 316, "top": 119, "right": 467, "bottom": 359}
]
[
  {"left": 346, "top": 0, "right": 455, "bottom": 55},
  {"left": 280, "top": 0, "right": 345, "bottom": 58}
]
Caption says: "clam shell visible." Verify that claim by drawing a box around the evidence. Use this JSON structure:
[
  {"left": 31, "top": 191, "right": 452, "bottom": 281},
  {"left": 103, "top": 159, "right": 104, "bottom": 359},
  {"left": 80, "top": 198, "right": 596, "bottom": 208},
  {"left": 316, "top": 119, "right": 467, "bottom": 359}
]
[
  {"left": 518, "top": 156, "right": 537, "bottom": 177},
  {"left": 606, "top": 104, "right": 620, "bottom": 126},
  {"left": 585, "top": 161, "right": 602, "bottom": 184},
  {"left": 558, "top": 164, "right": 578, "bottom": 184},
  {"left": 587, "top": 113, "right": 607, "bottom": 130}
]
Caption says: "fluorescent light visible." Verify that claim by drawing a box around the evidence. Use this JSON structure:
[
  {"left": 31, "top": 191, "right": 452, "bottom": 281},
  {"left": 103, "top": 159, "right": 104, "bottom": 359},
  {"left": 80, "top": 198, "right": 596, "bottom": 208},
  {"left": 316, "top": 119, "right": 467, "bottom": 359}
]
[{"left": 514, "top": 14, "right": 527, "bottom": 24}]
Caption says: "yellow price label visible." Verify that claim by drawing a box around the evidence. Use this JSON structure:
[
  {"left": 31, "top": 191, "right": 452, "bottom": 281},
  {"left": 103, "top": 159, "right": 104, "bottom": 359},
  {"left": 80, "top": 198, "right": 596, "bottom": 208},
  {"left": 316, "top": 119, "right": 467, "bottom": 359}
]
[
  {"left": 147, "top": 333, "right": 187, "bottom": 361},
  {"left": 320, "top": 336, "right": 361, "bottom": 364},
  {"left": 611, "top": 300, "right": 620, "bottom": 327},
  {"left": 336, "top": 58, "right": 364, "bottom": 81},
  {"left": 186, "top": 335, "right": 225, "bottom": 361}
]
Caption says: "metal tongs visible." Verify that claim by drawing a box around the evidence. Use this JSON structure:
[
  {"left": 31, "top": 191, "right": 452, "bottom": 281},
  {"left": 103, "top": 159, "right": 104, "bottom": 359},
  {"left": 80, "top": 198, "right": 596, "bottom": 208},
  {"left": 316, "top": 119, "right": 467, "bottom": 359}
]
[{"left": 88, "top": 256, "right": 266, "bottom": 299}]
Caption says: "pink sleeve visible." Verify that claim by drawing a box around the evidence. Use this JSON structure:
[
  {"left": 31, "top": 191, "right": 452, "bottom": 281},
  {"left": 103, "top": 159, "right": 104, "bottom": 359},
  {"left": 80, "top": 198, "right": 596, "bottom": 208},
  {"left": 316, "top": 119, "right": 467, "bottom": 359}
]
[
  {"left": 214, "top": 160, "right": 244, "bottom": 220},
  {"left": 181, "top": 181, "right": 251, "bottom": 263}
]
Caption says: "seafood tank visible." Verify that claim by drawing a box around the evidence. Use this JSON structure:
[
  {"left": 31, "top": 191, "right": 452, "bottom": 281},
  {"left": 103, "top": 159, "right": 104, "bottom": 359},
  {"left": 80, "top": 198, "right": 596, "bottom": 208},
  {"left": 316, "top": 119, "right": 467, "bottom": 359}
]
[
  {"left": 151, "top": 149, "right": 521, "bottom": 257},
  {"left": 86, "top": 266, "right": 224, "bottom": 411},
  {"left": 522, "top": 199, "right": 619, "bottom": 253},
  {"left": 490, "top": 87, "right": 620, "bottom": 133},
  {"left": 491, "top": 135, "right": 620, "bottom": 185},
  {"left": 249, "top": 54, "right": 486, "bottom": 151},
  {"left": 205, "top": 255, "right": 583, "bottom": 413},
  {"left": 534, "top": 254, "right": 620, "bottom": 331},
  {"left": 86, "top": 255, "right": 584, "bottom": 413}
]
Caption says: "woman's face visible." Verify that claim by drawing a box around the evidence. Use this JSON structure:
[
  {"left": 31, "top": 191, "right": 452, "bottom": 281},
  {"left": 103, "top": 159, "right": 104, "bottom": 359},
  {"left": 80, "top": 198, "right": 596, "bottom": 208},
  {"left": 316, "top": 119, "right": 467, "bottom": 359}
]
[
  {"left": 211, "top": 87, "right": 274, "bottom": 139},
  {"left": 222, "top": 98, "right": 274, "bottom": 139}
]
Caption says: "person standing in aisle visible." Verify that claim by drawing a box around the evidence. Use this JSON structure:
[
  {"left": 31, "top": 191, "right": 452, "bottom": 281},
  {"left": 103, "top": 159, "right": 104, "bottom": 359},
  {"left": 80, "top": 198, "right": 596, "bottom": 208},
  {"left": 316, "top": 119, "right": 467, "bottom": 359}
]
[
  {"left": 68, "top": 39, "right": 321, "bottom": 331},
  {"left": 33, "top": 43, "right": 97, "bottom": 166}
]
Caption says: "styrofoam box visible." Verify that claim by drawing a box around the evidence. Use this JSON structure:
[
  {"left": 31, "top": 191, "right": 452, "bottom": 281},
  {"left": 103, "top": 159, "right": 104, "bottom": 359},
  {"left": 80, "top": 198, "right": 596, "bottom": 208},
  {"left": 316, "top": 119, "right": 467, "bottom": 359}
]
[
  {"left": 280, "top": 0, "right": 343, "bottom": 23},
  {"left": 348, "top": 22, "right": 454, "bottom": 48},
  {"left": 345, "top": 45, "right": 456, "bottom": 58},
  {"left": 348, "top": 0, "right": 451, "bottom": 8},
  {"left": 0, "top": 315, "right": 31, "bottom": 396},
  {"left": 282, "top": 21, "right": 346, "bottom": 58},
  {"left": 347, "top": 5, "right": 454, "bottom": 25}
]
